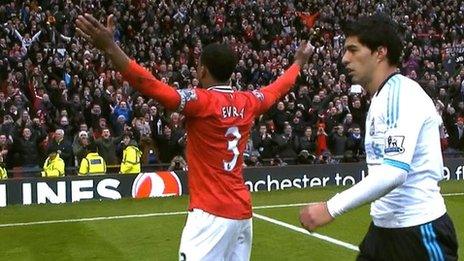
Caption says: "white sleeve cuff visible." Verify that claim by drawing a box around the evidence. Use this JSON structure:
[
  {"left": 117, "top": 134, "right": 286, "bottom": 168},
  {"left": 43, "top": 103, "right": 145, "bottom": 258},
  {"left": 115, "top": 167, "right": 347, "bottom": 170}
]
[{"left": 327, "top": 164, "right": 407, "bottom": 218}]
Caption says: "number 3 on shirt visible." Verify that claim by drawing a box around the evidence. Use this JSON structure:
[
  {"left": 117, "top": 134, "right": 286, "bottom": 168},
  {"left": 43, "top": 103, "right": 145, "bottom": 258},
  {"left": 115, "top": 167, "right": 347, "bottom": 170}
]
[{"left": 224, "top": 126, "right": 241, "bottom": 171}]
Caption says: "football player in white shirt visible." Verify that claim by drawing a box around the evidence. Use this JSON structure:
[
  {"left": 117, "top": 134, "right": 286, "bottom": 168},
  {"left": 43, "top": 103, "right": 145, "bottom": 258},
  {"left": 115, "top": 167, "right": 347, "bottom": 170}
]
[{"left": 299, "top": 14, "right": 458, "bottom": 260}]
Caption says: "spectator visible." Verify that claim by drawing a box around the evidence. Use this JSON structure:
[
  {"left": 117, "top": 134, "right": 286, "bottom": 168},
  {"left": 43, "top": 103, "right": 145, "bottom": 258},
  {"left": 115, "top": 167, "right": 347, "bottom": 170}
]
[
  {"left": 94, "top": 128, "right": 119, "bottom": 166},
  {"left": 446, "top": 116, "right": 464, "bottom": 152},
  {"left": 0, "top": 0, "right": 463, "bottom": 170},
  {"left": 329, "top": 124, "right": 347, "bottom": 157},
  {"left": 41, "top": 148, "right": 65, "bottom": 177},
  {"left": 168, "top": 155, "right": 188, "bottom": 171},
  {"left": 0, "top": 155, "right": 7, "bottom": 179},
  {"left": 297, "top": 126, "right": 316, "bottom": 155},
  {"left": 274, "top": 124, "right": 298, "bottom": 160},
  {"left": 78, "top": 142, "right": 106, "bottom": 176},
  {"left": 244, "top": 151, "right": 262, "bottom": 167},
  {"left": 297, "top": 150, "right": 315, "bottom": 165},
  {"left": 12, "top": 126, "right": 46, "bottom": 176},
  {"left": 345, "top": 124, "right": 364, "bottom": 160},
  {"left": 119, "top": 134, "right": 142, "bottom": 174},
  {"left": 270, "top": 156, "right": 288, "bottom": 167},
  {"left": 315, "top": 123, "right": 328, "bottom": 155},
  {"left": 112, "top": 100, "right": 132, "bottom": 124},
  {"left": 156, "top": 125, "right": 182, "bottom": 163},
  {"left": 72, "top": 130, "right": 91, "bottom": 166},
  {"left": 251, "top": 123, "right": 275, "bottom": 159},
  {"left": 47, "top": 128, "right": 74, "bottom": 169},
  {"left": 0, "top": 134, "right": 12, "bottom": 170}
]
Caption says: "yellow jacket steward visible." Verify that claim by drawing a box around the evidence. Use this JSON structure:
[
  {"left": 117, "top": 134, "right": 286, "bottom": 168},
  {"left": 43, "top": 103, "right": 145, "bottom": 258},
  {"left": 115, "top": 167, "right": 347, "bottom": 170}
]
[
  {"left": 79, "top": 152, "right": 106, "bottom": 175},
  {"left": 0, "top": 166, "right": 7, "bottom": 179},
  {"left": 120, "top": 145, "right": 142, "bottom": 174},
  {"left": 41, "top": 155, "right": 65, "bottom": 177}
]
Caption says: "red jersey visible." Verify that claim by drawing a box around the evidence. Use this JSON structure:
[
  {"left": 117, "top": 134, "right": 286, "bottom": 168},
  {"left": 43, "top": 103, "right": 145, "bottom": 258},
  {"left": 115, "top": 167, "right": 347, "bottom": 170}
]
[{"left": 122, "top": 61, "right": 300, "bottom": 219}]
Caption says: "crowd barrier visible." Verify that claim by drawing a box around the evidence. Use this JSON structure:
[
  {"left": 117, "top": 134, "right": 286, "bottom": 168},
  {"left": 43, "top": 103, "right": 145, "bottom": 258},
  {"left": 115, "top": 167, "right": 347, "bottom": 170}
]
[{"left": 0, "top": 158, "right": 462, "bottom": 207}]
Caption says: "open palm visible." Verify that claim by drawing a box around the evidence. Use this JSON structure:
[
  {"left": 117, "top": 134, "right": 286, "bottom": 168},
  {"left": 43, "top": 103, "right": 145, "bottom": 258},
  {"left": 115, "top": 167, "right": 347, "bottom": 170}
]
[{"left": 76, "top": 14, "right": 115, "bottom": 52}]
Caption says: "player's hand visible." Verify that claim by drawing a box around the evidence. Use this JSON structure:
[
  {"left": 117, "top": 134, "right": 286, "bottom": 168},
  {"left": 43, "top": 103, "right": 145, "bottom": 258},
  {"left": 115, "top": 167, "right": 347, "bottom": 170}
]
[
  {"left": 299, "top": 202, "right": 333, "bottom": 232},
  {"left": 76, "top": 14, "right": 116, "bottom": 53},
  {"left": 294, "top": 41, "right": 314, "bottom": 67}
]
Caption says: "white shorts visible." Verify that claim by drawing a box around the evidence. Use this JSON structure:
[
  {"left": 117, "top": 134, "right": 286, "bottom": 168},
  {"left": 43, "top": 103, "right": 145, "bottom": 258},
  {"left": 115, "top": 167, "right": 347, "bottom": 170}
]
[{"left": 179, "top": 209, "right": 252, "bottom": 261}]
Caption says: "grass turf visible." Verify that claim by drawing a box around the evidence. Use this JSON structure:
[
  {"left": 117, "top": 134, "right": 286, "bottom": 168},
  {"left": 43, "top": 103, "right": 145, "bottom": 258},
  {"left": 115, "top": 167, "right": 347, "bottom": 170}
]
[{"left": 0, "top": 180, "right": 461, "bottom": 260}]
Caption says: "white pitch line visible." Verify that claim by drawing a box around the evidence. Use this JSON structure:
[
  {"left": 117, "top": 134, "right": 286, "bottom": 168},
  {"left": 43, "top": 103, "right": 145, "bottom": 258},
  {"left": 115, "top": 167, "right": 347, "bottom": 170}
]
[
  {"left": 442, "top": 192, "right": 464, "bottom": 197},
  {"left": 0, "top": 211, "right": 186, "bottom": 228},
  {"left": 0, "top": 192, "right": 461, "bottom": 228},
  {"left": 253, "top": 202, "right": 313, "bottom": 209},
  {"left": 253, "top": 213, "right": 359, "bottom": 252}
]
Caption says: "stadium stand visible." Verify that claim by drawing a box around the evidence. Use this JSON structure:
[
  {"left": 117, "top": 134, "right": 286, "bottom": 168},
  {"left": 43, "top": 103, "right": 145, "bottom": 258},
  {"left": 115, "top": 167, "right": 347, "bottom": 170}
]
[{"left": 0, "top": 0, "right": 463, "bottom": 176}]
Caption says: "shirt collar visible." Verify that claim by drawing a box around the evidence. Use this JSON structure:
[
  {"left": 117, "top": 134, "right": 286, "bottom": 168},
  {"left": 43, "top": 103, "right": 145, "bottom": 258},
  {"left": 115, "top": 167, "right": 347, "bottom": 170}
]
[
  {"left": 375, "top": 72, "right": 400, "bottom": 97},
  {"left": 207, "top": 85, "right": 234, "bottom": 93}
]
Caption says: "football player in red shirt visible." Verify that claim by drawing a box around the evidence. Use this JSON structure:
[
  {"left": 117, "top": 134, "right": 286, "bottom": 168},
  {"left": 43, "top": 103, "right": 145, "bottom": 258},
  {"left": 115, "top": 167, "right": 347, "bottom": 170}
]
[{"left": 76, "top": 14, "right": 313, "bottom": 260}]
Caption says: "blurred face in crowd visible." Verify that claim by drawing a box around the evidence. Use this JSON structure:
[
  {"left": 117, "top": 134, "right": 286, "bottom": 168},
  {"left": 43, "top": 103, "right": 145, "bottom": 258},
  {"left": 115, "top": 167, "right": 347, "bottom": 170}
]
[
  {"left": 94, "top": 88, "right": 101, "bottom": 97},
  {"left": 15, "top": 94, "right": 22, "bottom": 103},
  {"left": 80, "top": 123, "right": 88, "bottom": 131},
  {"left": 59, "top": 81, "right": 66, "bottom": 89},
  {"left": 23, "top": 128, "right": 32, "bottom": 139},
  {"left": 60, "top": 116, "right": 69, "bottom": 126},
  {"left": 329, "top": 107, "right": 337, "bottom": 115},
  {"left": 292, "top": 116, "right": 300, "bottom": 124},
  {"left": 345, "top": 113, "right": 353, "bottom": 123},
  {"left": 277, "top": 101, "right": 285, "bottom": 111},
  {"left": 3, "top": 115, "right": 12, "bottom": 123},
  {"left": 123, "top": 136, "right": 131, "bottom": 145},
  {"left": 55, "top": 129, "right": 64, "bottom": 141},
  {"left": 43, "top": 93, "right": 50, "bottom": 102},
  {"left": 92, "top": 104, "right": 101, "bottom": 114},
  {"left": 22, "top": 111, "right": 30, "bottom": 121},
  {"left": 457, "top": 118, "right": 464, "bottom": 127},
  {"left": 150, "top": 106, "right": 157, "bottom": 115},
  {"left": 342, "top": 36, "right": 378, "bottom": 91},
  {"left": 117, "top": 115, "right": 126, "bottom": 124},
  {"left": 0, "top": 135, "right": 7, "bottom": 144},
  {"left": 304, "top": 127, "right": 312, "bottom": 137},
  {"left": 341, "top": 95, "right": 349, "bottom": 104},
  {"left": 458, "top": 102, "right": 464, "bottom": 110},
  {"left": 284, "top": 125, "right": 292, "bottom": 136},
  {"left": 164, "top": 126, "right": 172, "bottom": 137},
  {"left": 99, "top": 118, "right": 107, "bottom": 128},
  {"left": 171, "top": 112, "right": 180, "bottom": 124},
  {"left": 102, "top": 129, "right": 111, "bottom": 139},
  {"left": 352, "top": 127, "right": 361, "bottom": 136},
  {"left": 72, "top": 94, "right": 80, "bottom": 103}
]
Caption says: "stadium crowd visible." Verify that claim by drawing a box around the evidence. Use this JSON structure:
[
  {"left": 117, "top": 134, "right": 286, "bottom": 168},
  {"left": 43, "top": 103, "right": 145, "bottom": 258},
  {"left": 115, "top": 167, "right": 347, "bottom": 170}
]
[{"left": 0, "top": 0, "right": 463, "bottom": 176}]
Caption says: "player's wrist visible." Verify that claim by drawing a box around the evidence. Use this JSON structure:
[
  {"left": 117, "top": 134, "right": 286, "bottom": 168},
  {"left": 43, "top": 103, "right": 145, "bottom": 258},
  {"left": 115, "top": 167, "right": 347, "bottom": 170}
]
[
  {"left": 293, "top": 60, "right": 304, "bottom": 68},
  {"left": 326, "top": 194, "right": 342, "bottom": 218}
]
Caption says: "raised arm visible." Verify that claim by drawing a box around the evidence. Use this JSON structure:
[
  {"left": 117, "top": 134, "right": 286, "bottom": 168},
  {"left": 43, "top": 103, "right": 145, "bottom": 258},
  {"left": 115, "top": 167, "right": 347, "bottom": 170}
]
[
  {"left": 31, "top": 30, "right": 42, "bottom": 43},
  {"left": 254, "top": 42, "right": 314, "bottom": 114},
  {"left": 75, "top": 14, "right": 180, "bottom": 110}
]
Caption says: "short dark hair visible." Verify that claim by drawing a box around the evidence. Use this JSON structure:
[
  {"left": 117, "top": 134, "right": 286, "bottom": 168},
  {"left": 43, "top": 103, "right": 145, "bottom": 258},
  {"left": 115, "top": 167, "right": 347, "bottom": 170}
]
[
  {"left": 200, "top": 43, "right": 237, "bottom": 82},
  {"left": 87, "top": 142, "right": 98, "bottom": 153},
  {"left": 343, "top": 14, "right": 403, "bottom": 66}
]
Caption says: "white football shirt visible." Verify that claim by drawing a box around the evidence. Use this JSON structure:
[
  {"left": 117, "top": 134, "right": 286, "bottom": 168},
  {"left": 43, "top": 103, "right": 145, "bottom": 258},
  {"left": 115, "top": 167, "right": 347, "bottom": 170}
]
[{"left": 365, "top": 73, "right": 446, "bottom": 228}]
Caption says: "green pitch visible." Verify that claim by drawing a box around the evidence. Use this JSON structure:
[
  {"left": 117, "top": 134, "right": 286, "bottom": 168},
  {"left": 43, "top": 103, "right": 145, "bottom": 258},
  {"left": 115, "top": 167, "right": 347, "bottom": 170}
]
[{"left": 0, "top": 181, "right": 462, "bottom": 260}]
